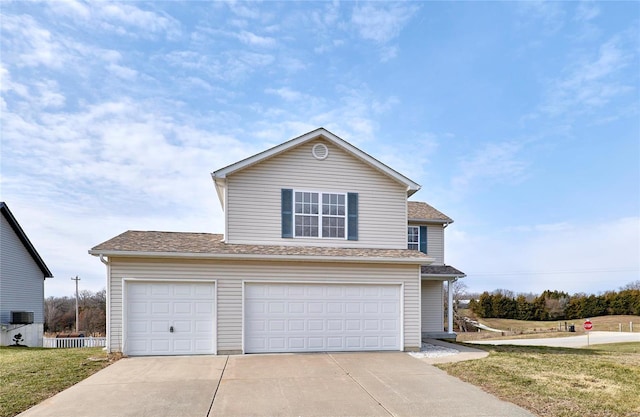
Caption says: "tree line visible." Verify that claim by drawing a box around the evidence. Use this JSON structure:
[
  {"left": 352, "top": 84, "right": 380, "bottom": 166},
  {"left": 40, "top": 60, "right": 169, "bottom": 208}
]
[
  {"left": 45, "top": 289, "right": 106, "bottom": 335},
  {"left": 469, "top": 281, "right": 640, "bottom": 320}
]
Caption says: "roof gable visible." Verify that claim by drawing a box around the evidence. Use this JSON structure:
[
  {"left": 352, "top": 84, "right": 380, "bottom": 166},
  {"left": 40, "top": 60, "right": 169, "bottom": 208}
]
[
  {"left": 211, "top": 128, "right": 421, "bottom": 207},
  {"left": 1, "top": 202, "right": 53, "bottom": 278}
]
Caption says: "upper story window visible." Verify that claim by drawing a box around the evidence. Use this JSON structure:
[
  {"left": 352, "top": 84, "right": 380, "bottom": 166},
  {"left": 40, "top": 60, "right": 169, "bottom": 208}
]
[
  {"left": 294, "top": 191, "right": 346, "bottom": 238},
  {"left": 407, "top": 226, "right": 419, "bottom": 250}
]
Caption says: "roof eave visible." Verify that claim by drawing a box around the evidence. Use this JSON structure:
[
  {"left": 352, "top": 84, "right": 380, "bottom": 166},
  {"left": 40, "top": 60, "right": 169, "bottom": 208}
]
[
  {"left": 89, "top": 249, "right": 434, "bottom": 265},
  {"left": 211, "top": 175, "right": 226, "bottom": 209},
  {"left": 421, "top": 273, "right": 467, "bottom": 280},
  {"left": 408, "top": 218, "right": 454, "bottom": 224},
  {"left": 212, "top": 128, "right": 421, "bottom": 193}
]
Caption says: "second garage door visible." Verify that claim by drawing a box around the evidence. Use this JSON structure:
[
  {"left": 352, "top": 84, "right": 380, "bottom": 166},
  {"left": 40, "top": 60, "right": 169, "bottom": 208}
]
[{"left": 244, "top": 283, "right": 401, "bottom": 353}]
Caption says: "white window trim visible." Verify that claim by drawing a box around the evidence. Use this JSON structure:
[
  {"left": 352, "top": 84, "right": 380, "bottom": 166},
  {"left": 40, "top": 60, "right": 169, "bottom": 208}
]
[
  {"left": 407, "top": 226, "right": 419, "bottom": 250},
  {"left": 293, "top": 189, "right": 347, "bottom": 240}
]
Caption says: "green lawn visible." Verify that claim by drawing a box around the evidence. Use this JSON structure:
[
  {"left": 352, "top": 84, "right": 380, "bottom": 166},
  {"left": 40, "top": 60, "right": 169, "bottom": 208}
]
[
  {"left": 437, "top": 342, "right": 640, "bottom": 417},
  {"left": 0, "top": 347, "right": 114, "bottom": 417}
]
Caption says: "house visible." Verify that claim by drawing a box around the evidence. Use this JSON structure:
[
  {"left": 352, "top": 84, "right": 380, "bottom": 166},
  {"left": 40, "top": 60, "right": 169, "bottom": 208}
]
[
  {"left": 1, "top": 202, "right": 53, "bottom": 347},
  {"left": 90, "top": 128, "right": 465, "bottom": 356}
]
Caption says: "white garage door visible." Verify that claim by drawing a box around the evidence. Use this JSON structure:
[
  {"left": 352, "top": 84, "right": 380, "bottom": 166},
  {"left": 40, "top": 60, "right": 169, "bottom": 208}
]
[
  {"left": 125, "top": 281, "right": 215, "bottom": 356},
  {"left": 244, "top": 283, "right": 401, "bottom": 353}
]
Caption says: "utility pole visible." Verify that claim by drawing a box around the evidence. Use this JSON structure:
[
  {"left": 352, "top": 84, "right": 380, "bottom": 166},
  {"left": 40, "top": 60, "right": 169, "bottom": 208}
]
[{"left": 71, "top": 276, "right": 80, "bottom": 333}]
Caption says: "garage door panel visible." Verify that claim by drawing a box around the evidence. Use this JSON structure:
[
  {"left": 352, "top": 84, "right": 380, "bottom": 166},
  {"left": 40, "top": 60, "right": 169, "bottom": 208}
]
[
  {"left": 151, "top": 285, "right": 170, "bottom": 296},
  {"left": 195, "top": 302, "right": 213, "bottom": 314},
  {"left": 244, "top": 283, "right": 400, "bottom": 353},
  {"left": 150, "top": 321, "right": 170, "bottom": 333},
  {"left": 174, "top": 302, "right": 192, "bottom": 314},
  {"left": 151, "top": 302, "right": 170, "bottom": 314},
  {"left": 129, "top": 321, "right": 149, "bottom": 333},
  {"left": 288, "top": 319, "right": 304, "bottom": 331},
  {"left": 125, "top": 282, "right": 215, "bottom": 356},
  {"left": 129, "top": 302, "right": 148, "bottom": 314},
  {"left": 268, "top": 302, "right": 285, "bottom": 313}
]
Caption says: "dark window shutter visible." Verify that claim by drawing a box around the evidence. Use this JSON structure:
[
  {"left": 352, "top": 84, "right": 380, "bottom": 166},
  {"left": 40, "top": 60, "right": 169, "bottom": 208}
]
[
  {"left": 419, "top": 225, "right": 427, "bottom": 253},
  {"left": 347, "top": 192, "right": 358, "bottom": 241},
  {"left": 281, "top": 189, "right": 293, "bottom": 238}
]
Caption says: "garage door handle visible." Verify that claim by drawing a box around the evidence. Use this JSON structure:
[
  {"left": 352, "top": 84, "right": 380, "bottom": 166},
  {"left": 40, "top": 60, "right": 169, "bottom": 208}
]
[{"left": 169, "top": 326, "right": 174, "bottom": 333}]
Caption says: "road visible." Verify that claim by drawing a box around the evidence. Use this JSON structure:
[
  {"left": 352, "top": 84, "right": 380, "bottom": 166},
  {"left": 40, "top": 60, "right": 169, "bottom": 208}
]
[{"left": 467, "top": 331, "right": 640, "bottom": 348}]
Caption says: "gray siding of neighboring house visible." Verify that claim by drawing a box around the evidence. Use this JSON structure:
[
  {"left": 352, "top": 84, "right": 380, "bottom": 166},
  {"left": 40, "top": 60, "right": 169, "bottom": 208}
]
[
  {"left": 107, "top": 257, "right": 422, "bottom": 354},
  {"left": 226, "top": 139, "right": 409, "bottom": 249},
  {"left": 0, "top": 215, "right": 45, "bottom": 324}
]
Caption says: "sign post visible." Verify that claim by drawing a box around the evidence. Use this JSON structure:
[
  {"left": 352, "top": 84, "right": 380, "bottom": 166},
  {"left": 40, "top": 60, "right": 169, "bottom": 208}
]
[{"left": 583, "top": 319, "right": 593, "bottom": 346}]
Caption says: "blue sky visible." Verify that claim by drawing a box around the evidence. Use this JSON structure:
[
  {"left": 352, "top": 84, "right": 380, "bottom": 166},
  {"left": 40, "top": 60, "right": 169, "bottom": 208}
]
[{"left": 1, "top": 1, "right": 638, "bottom": 298}]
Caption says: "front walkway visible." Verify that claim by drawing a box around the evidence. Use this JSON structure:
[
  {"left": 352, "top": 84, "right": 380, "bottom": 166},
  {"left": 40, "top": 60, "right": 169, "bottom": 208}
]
[
  {"left": 468, "top": 331, "right": 640, "bottom": 348},
  {"left": 19, "top": 352, "right": 534, "bottom": 417}
]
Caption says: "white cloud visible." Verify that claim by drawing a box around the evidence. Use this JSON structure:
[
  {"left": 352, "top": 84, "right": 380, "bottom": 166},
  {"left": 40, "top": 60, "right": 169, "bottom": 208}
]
[
  {"left": 451, "top": 141, "right": 528, "bottom": 196},
  {"left": 517, "top": 1, "right": 566, "bottom": 35},
  {"left": 96, "top": 3, "right": 182, "bottom": 39},
  {"left": 575, "top": 2, "right": 600, "bottom": 22},
  {"left": 107, "top": 63, "right": 138, "bottom": 80},
  {"left": 265, "top": 87, "right": 305, "bottom": 102},
  {"left": 2, "top": 14, "right": 67, "bottom": 68},
  {"left": 163, "top": 49, "right": 275, "bottom": 82},
  {"left": 539, "top": 36, "right": 634, "bottom": 118},
  {"left": 237, "top": 30, "right": 276, "bottom": 48},
  {"left": 448, "top": 217, "right": 640, "bottom": 295},
  {"left": 351, "top": 3, "right": 419, "bottom": 43},
  {"left": 51, "top": 0, "right": 91, "bottom": 19}
]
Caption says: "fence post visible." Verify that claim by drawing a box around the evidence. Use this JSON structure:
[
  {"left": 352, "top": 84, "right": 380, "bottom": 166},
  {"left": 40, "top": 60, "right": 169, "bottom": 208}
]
[{"left": 631, "top": 322, "right": 634, "bottom": 332}]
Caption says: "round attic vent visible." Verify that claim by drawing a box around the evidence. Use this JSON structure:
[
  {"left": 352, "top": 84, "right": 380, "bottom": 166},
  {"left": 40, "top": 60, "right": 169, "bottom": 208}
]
[{"left": 312, "top": 143, "right": 329, "bottom": 160}]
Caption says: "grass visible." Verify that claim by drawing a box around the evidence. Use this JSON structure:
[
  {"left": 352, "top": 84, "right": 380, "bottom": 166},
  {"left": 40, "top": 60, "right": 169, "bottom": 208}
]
[
  {"left": 0, "top": 347, "right": 117, "bottom": 417},
  {"left": 437, "top": 342, "right": 640, "bottom": 417},
  {"left": 457, "top": 315, "right": 640, "bottom": 341}
]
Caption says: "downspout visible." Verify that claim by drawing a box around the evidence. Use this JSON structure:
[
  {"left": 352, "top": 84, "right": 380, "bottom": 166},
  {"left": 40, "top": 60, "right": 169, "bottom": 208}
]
[{"left": 99, "top": 255, "right": 111, "bottom": 353}]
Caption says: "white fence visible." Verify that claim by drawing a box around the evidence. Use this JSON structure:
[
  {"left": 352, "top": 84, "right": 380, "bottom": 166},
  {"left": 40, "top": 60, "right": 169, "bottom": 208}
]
[{"left": 43, "top": 337, "right": 106, "bottom": 348}]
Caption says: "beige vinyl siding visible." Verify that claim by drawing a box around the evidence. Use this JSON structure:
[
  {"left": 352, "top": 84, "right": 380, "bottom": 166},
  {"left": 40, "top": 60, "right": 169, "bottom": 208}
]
[
  {"left": 108, "top": 258, "right": 421, "bottom": 353},
  {"left": 226, "top": 139, "right": 408, "bottom": 248},
  {"left": 421, "top": 280, "right": 444, "bottom": 333},
  {"left": 426, "top": 226, "right": 444, "bottom": 264}
]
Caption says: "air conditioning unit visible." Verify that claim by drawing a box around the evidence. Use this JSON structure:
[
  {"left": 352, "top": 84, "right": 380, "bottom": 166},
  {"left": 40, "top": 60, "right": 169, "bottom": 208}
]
[{"left": 10, "top": 311, "right": 34, "bottom": 324}]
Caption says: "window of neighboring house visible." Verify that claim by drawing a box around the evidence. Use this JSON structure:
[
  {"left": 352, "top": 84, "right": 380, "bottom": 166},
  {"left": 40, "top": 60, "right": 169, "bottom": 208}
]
[
  {"left": 294, "top": 191, "right": 345, "bottom": 238},
  {"left": 407, "top": 226, "right": 419, "bottom": 250}
]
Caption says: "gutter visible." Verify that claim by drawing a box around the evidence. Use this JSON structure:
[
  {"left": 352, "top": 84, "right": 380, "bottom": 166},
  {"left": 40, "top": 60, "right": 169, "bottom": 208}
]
[{"left": 89, "top": 250, "right": 435, "bottom": 265}]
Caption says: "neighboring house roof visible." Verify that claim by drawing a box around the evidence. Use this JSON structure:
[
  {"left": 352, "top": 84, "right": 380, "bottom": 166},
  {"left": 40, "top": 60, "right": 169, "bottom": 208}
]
[
  {"left": 421, "top": 265, "right": 466, "bottom": 277},
  {"left": 0, "top": 202, "right": 53, "bottom": 278},
  {"left": 407, "top": 201, "right": 453, "bottom": 224},
  {"left": 211, "top": 128, "right": 422, "bottom": 207},
  {"left": 90, "top": 230, "right": 434, "bottom": 264}
]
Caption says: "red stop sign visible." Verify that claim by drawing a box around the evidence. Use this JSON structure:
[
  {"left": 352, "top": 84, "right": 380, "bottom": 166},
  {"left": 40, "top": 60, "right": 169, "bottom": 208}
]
[{"left": 584, "top": 320, "right": 593, "bottom": 331}]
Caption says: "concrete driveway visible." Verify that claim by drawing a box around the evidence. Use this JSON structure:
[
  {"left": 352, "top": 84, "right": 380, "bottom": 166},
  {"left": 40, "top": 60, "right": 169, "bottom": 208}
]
[
  {"left": 19, "top": 352, "right": 534, "bottom": 417},
  {"left": 468, "top": 331, "right": 640, "bottom": 348}
]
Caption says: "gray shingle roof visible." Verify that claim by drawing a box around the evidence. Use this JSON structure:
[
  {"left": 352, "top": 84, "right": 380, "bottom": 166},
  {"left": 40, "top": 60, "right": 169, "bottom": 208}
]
[
  {"left": 90, "top": 230, "right": 432, "bottom": 261},
  {"left": 421, "top": 265, "right": 466, "bottom": 277},
  {"left": 407, "top": 201, "right": 453, "bottom": 223}
]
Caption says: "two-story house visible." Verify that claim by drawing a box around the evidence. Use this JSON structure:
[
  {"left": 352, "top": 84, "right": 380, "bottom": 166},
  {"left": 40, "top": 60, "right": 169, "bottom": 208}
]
[
  {"left": 1, "top": 202, "right": 53, "bottom": 347},
  {"left": 90, "top": 128, "right": 465, "bottom": 356}
]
